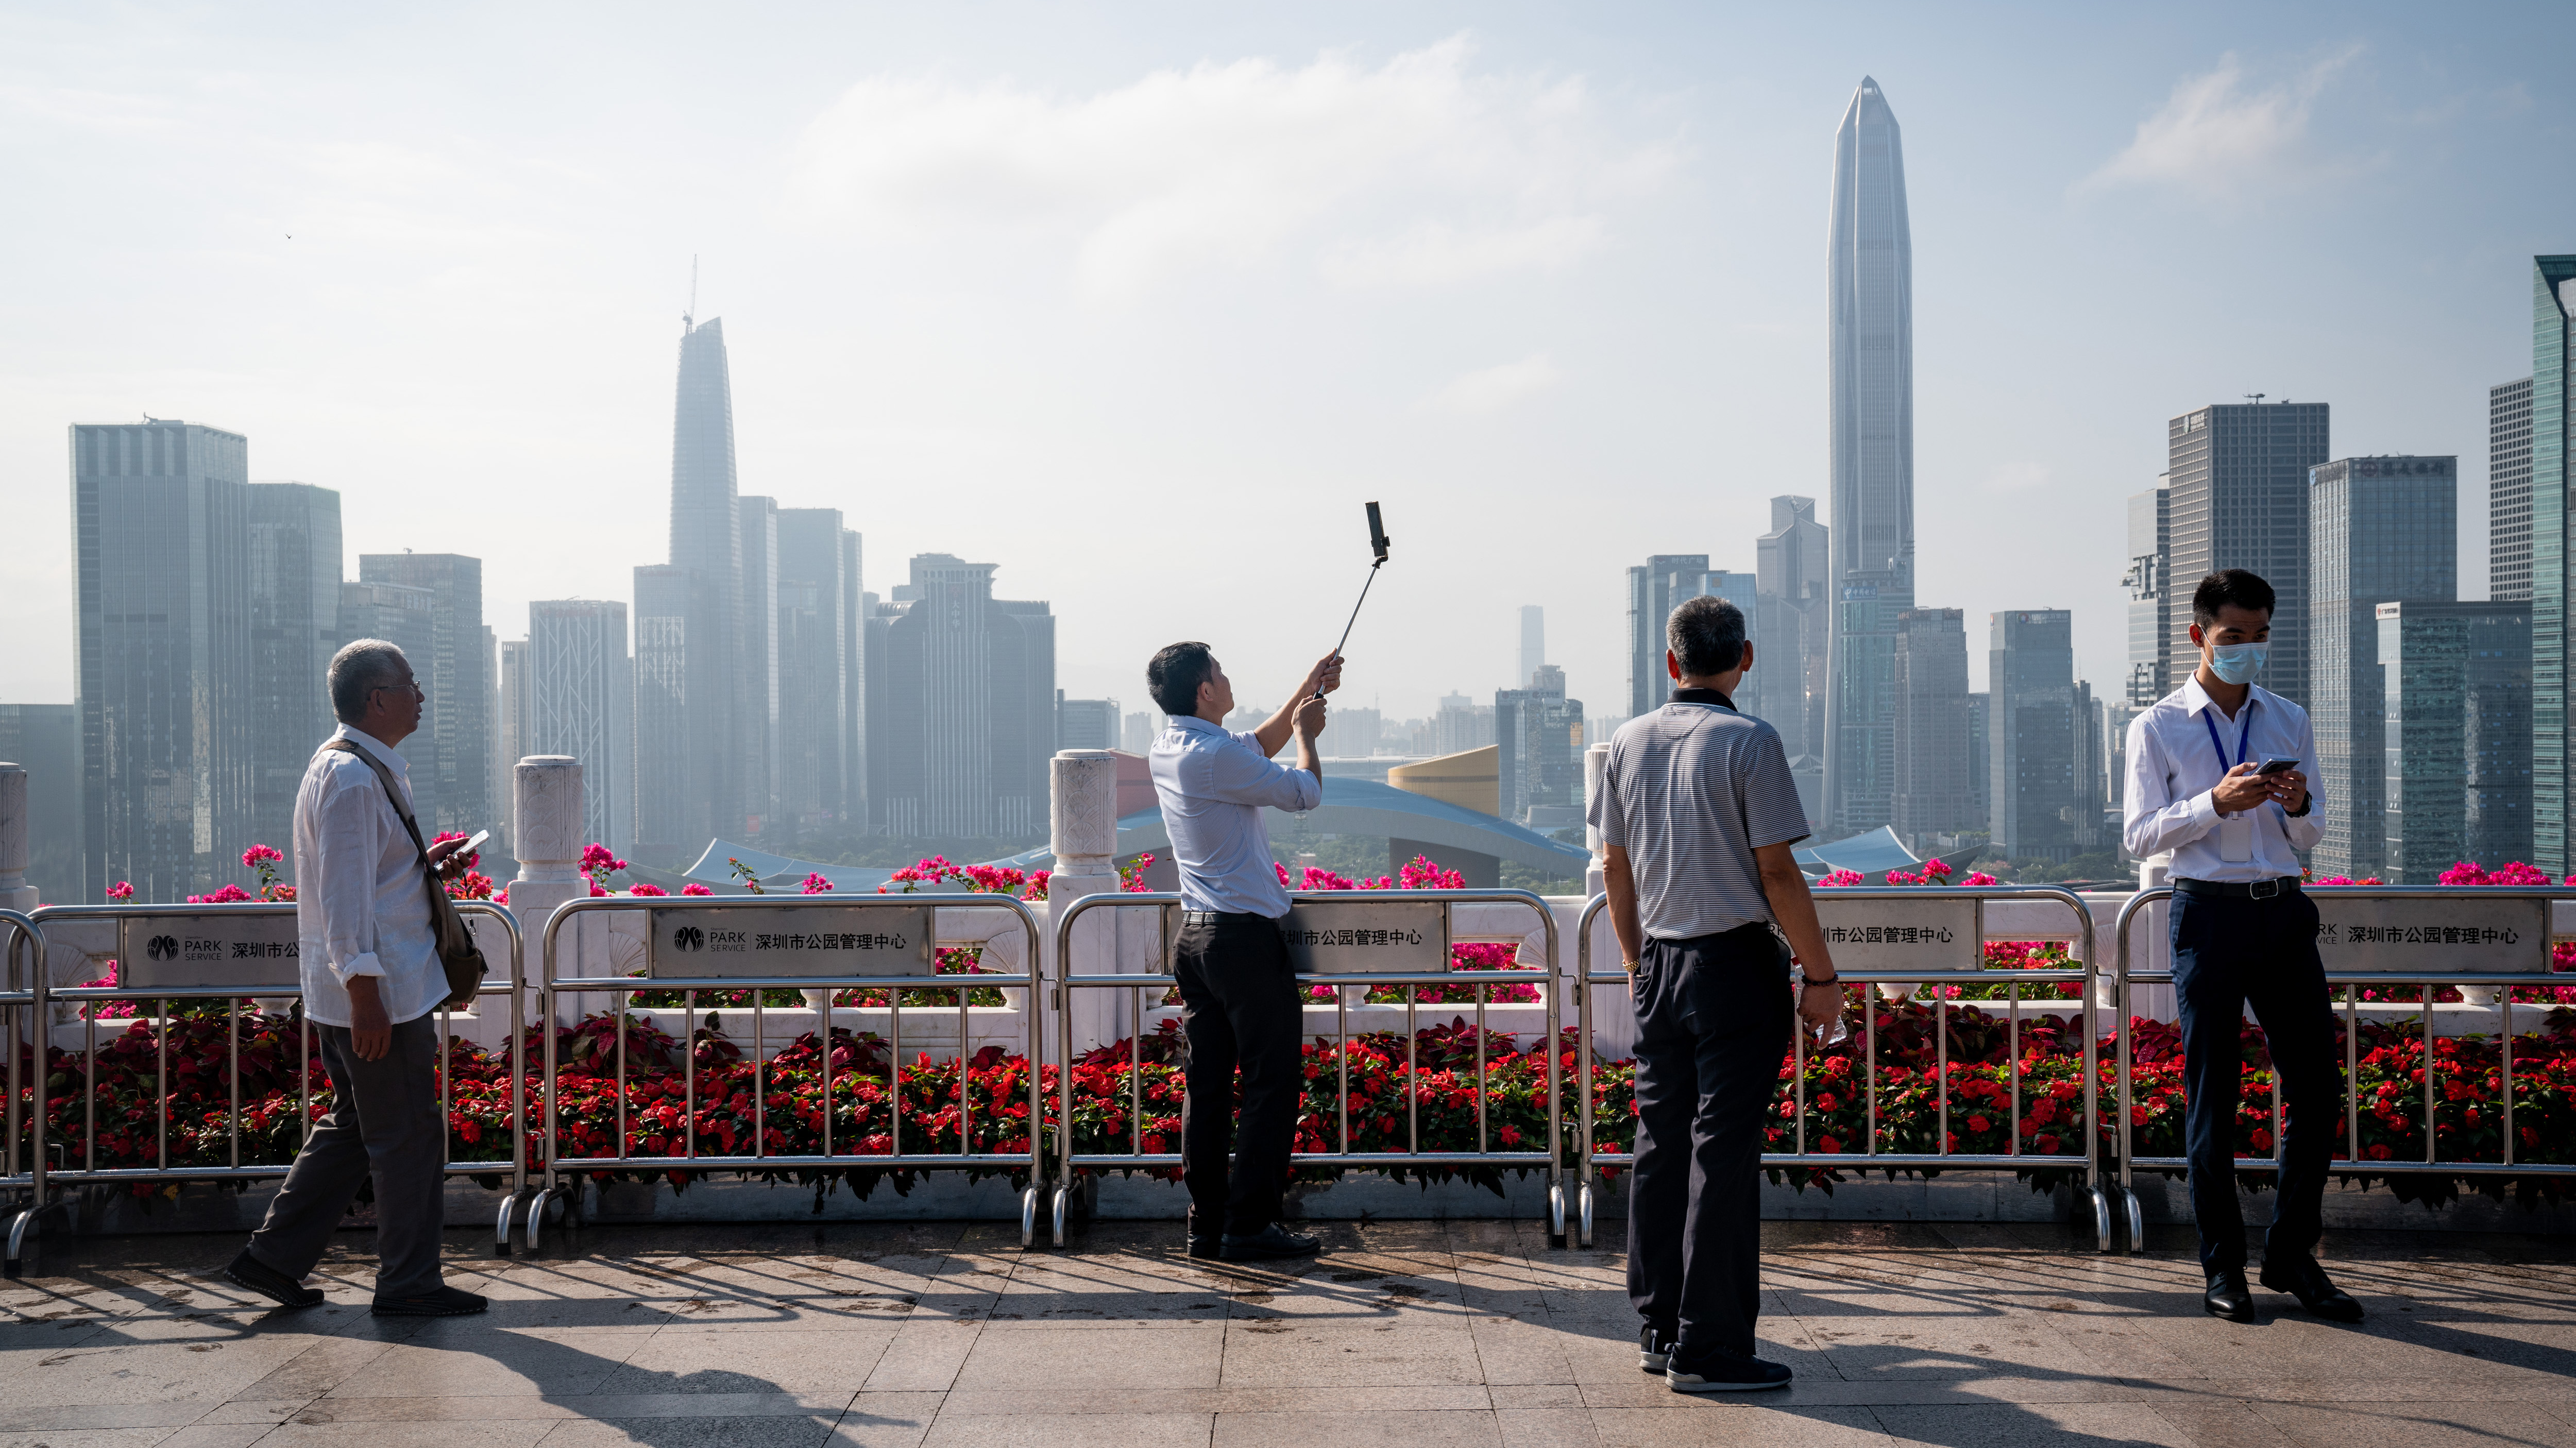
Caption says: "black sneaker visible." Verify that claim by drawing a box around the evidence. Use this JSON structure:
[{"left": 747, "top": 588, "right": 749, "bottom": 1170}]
[
  {"left": 370, "top": 1285, "right": 489, "bottom": 1317},
  {"left": 1220, "top": 1224, "right": 1322, "bottom": 1261},
  {"left": 1187, "top": 1236, "right": 1223, "bottom": 1259},
  {"left": 1638, "top": 1321, "right": 1677, "bottom": 1374},
  {"left": 1666, "top": 1343, "right": 1792, "bottom": 1393},
  {"left": 223, "top": 1251, "right": 324, "bottom": 1310}
]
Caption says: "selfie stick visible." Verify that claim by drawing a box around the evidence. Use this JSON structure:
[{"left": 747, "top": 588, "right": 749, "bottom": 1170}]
[{"left": 1309, "top": 502, "right": 1390, "bottom": 704}]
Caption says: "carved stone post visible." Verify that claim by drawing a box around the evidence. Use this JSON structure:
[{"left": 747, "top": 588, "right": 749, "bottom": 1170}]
[
  {"left": 1047, "top": 749, "right": 1125, "bottom": 1055},
  {"left": 0, "top": 765, "right": 33, "bottom": 918},
  {"left": 511, "top": 757, "right": 586, "bottom": 1025},
  {"left": 1582, "top": 743, "right": 1611, "bottom": 900}
]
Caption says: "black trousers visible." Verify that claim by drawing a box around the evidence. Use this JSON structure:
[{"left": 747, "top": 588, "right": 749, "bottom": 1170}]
[
  {"left": 1175, "top": 913, "right": 1305, "bottom": 1236},
  {"left": 247, "top": 1014, "right": 448, "bottom": 1297},
  {"left": 2172, "top": 887, "right": 2343, "bottom": 1275},
  {"left": 1626, "top": 922, "right": 1794, "bottom": 1359}
]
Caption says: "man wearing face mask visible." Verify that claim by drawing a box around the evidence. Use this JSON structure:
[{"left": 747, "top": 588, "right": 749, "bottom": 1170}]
[{"left": 2123, "top": 569, "right": 2362, "bottom": 1325}]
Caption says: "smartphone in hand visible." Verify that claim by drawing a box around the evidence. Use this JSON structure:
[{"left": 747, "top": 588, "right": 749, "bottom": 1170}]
[{"left": 2256, "top": 757, "right": 2299, "bottom": 776}]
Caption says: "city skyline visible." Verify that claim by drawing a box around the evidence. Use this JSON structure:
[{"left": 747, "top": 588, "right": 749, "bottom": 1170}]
[{"left": 4, "top": 10, "right": 2562, "bottom": 729}]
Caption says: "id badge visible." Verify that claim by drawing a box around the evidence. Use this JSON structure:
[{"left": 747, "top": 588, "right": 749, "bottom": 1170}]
[{"left": 2217, "top": 812, "right": 2255, "bottom": 863}]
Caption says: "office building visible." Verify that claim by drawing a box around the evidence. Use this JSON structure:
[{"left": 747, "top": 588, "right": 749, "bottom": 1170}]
[
  {"left": 0, "top": 704, "right": 82, "bottom": 904},
  {"left": 2493, "top": 378, "right": 2534, "bottom": 602},
  {"left": 840, "top": 532, "right": 867, "bottom": 831},
  {"left": 1890, "top": 609, "right": 1973, "bottom": 845},
  {"left": 775, "top": 508, "right": 851, "bottom": 843},
  {"left": 358, "top": 553, "right": 489, "bottom": 839},
  {"left": 1122, "top": 711, "right": 1159, "bottom": 756},
  {"left": 2382, "top": 601, "right": 2533, "bottom": 881},
  {"left": 1756, "top": 495, "right": 1831, "bottom": 763},
  {"left": 2307, "top": 456, "right": 2458, "bottom": 878},
  {"left": 736, "top": 495, "right": 781, "bottom": 838},
  {"left": 1826, "top": 78, "right": 1916, "bottom": 838},
  {"left": 1057, "top": 694, "right": 1120, "bottom": 752},
  {"left": 247, "top": 483, "right": 343, "bottom": 854},
  {"left": 2073, "top": 679, "right": 2105, "bottom": 855},
  {"left": 2530, "top": 257, "right": 2576, "bottom": 873},
  {"left": 1495, "top": 665, "right": 1585, "bottom": 828},
  {"left": 1990, "top": 610, "right": 2076, "bottom": 864},
  {"left": 1335, "top": 706, "right": 1383, "bottom": 759},
  {"left": 1965, "top": 692, "right": 1990, "bottom": 834},
  {"left": 2125, "top": 483, "right": 2170, "bottom": 705},
  {"left": 1627, "top": 555, "right": 1710, "bottom": 720},
  {"left": 336, "top": 582, "right": 439, "bottom": 822},
  {"left": 496, "top": 637, "right": 528, "bottom": 853},
  {"left": 73, "top": 420, "right": 253, "bottom": 901},
  {"left": 1434, "top": 692, "right": 1496, "bottom": 756},
  {"left": 528, "top": 600, "right": 632, "bottom": 854},
  {"left": 1517, "top": 607, "right": 1545, "bottom": 689},
  {"left": 2166, "top": 401, "right": 2330, "bottom": 706},
  {"left": 866, "top": 554, "right": 1054, "bottom": 839}
]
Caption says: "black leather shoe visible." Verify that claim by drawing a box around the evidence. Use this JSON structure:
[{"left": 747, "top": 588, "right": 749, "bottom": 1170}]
[
  {"left": 1220, "top": 1223, "right": 1321, "bottom": 1260},
  {"left": 2260, "top": 1257, "right": 2364, "bottom": 1322},
  {"left": 1187, "top": 1236, "right": 1223, "bottom": 1259},
  {"left": 371, "top": 1285, "right": 488, "bottom": 1317},
  {"left": 223, "top": 1250, "right": 323, "bottom": 1310},
  {"left": 1666, "top": 1344, "right": 1793, "bottom": 1393},
  {"left": 2203, "top": 1269, "right": 2257, "bottom": 1322}
]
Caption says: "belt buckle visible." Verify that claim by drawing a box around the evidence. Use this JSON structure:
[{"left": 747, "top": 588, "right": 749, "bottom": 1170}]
[{"left": 2249, "top": 878, "right": 2281, "bottom": 900}]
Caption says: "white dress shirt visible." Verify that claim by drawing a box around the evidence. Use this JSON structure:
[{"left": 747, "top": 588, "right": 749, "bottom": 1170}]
[
  {"left": 294, "top": 725, "right": 443, "bottom": 1027},
  {"left": 1150, "top": 715, "right": 1322, "bottom": 916},
  {"left": 2122, "top": 675, "right": 2325, "bottom": 883}
]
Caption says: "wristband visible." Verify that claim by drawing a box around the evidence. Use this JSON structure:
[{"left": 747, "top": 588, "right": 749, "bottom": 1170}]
[{"left": 1800, "top": 974, "right": 1839, "bottom": 986}]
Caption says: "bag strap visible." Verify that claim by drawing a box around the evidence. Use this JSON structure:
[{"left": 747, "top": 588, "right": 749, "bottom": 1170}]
[{"left": 321, "top": 738, "right": 437, "bottom": 873}]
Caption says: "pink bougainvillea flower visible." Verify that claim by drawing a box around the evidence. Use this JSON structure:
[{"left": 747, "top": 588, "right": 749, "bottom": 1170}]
[
  {"left": 801, "top": 873, "right": 835, "bottom": 895},
  {"left": 106, "top": 880, "right": 133, "bottom": 900}
]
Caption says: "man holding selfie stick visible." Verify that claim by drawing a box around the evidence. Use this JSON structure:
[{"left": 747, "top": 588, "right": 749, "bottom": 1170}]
[
  {"left": 2123, "top": 569, "right": 2362, "bottom": 1325},
  {"left": 1592, "top": 596, "right": 1842, "bottom": 1393},
  {"left": 224, "top": 640, "right": 487, "bottom": 1318}
]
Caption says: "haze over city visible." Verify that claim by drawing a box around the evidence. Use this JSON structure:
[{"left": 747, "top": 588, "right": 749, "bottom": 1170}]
[{"left": 5, "top": 3, "right": 2568, "bottom": 723}]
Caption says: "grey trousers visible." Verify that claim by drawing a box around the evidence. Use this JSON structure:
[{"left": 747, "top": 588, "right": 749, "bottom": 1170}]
[{"left": 246, "top": 1014, "right": 446, "bottom": 1297}]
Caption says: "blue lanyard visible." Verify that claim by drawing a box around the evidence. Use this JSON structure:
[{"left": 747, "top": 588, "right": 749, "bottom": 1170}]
[{"left": 2201, "top": 700, "right": 2253, "bottom": 772}]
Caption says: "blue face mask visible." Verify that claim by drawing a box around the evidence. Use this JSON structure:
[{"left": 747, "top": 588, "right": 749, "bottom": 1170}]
[{"left": 2206, "top": 641, "right": 2267, "bottom": 685}]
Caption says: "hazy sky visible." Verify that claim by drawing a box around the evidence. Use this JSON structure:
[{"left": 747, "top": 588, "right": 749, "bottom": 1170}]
[{"left": 4, "top": 2, "right": 2570, "bottom": 728}]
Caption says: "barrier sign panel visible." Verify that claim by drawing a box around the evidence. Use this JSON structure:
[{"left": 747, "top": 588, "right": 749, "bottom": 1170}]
[
  {"left": 647, "top": 905, "right": 934, "bottom": 977},
  {"left": 2312, "top": 895, "right": 2549, "bottom": 973},
  {"left": 120, "top": 913, "right": 303, "bottom": 989},
  {"left": 1810, "top": 896, "right": 1982, "bottom": 972},
  {"left": 1281, "top": 900, "right": 1449, "bottom": 975}
]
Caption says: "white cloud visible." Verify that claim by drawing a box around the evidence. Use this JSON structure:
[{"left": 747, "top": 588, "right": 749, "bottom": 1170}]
[
  {"left": 2082, "top": 47, "right": 2360, "bottom": 197},
  {"left": 1421, "top": 352, "right": 1562, "bottom": 414},
  {"left": 788, "top": 37, "right": 1673, "bottom": 298}
]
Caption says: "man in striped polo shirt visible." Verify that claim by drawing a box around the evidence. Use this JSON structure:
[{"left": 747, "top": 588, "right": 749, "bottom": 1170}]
[{"left": 1590, "top": 594, "right": 1844, "bottom": 1392}]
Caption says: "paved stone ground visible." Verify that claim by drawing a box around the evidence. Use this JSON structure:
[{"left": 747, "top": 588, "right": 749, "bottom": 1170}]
[{"left": 2, "top": 1214, "right": 2571, "bottom": 1447}]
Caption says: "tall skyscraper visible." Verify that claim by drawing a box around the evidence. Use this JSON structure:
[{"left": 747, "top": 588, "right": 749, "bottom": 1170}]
[
  {"left": 631, "top": 564, "right": 706, "bottom": 856},
  {"left": 496, "top": 636, "right": 528, "bottom": 854},
  {"left": 2166, "top": 401, "right": 2330, "bottom": 707},
  {"left": 1626, "top": 555, "right": 1709, "bottom": 720},
  {"left": 2493, "top": 378, "right": 2534, "bottom": 602},
  {"left": 736, "top": 495, "right": 781, "bottom": 839},
  {"left": 529, "top": 600, "right": 632, "bottom": 854},
  {"left": 72, "top": 419, "right": 253, "bottom": 901},
  {"left": 2382, "top": 601, "right": 2532, "bottom": 881},
  {"left": 359, "top": 553, "right": 489, "bottom": 839},
  {"left": 840, "top": 531, "right": 868, "bottom": 830},
  {"left": 636, "top": 316, "right": 747, "bottom": 861},
  {"left": 865, "top": 555, "right": 1054, "bottom": 839},
  {"left": 1517, "top": 606, "right": 1545, "bottom": 688},
  {"left": 1495, "top": 665, "right": 1585, "bottom": 828},
  {"left": 1890, "top": 608, "right": 1973, "bottom": 846},
  {"left": 247, "top": 483, "right": 342, "bottom": 854},
  {"left": 2124, "top": 483, "right": 2170, "bottom": 705},
  {"left": 1964, "top": 691, "right": 1990, "bottom": 834},
  {"left": 0, "top": 704, "right": 82, "bottom": 904},
  {"left": 2072, "top": 679, "right": 2105, "bottom": 855},
  {"left": 1755, "top": 496, "right": 1831, "bottom": 764},
  {"left": 1990, "top": 610, "right": 2076, "bottom": 864},
  {"left": 337, "top": 581, "right": 439, "bottom": 814},
  {"left": 776, "top": 508, "right": 851, "bottom": 844},
  {"left": 2523, "top": 257, "right": 2576, "bottom": 874},
  {"left": 1825, "top": 78, "right": 1915, "bottom": 838},
  {"left": 2307, "top": 456, "right": 2458, "bottom": 878}
]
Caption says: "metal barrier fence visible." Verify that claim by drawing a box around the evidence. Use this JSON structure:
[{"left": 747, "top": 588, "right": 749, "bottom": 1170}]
[
  {"left": 531, "top": 893, "right": 1048, "bottom": 1250},
  {"left": 1047, "top": 889, "right": 1563, "bottom": 1248},
  {"left": 1573, "top": 885, "right": 2111, "bottom": 1252},
  {"left": 1, "top": 909, "right": 40, "bottom": 1274},
  {"left": 2111, "top": 884, "right": 2575, "bottom": 1254},
  {"left": 4, "top": 899, "right": 524, "bottom": 1277}
]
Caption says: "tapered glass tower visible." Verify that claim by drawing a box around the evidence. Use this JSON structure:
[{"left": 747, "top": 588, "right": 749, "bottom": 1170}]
[{"left": 1824, "top": 77, "right": 1915, "bottom": 836}]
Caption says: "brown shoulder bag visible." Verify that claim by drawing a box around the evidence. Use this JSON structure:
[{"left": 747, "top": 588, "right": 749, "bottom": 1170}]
[{"left": 321, "top": 739, "right": 490, "bottom": 1008}]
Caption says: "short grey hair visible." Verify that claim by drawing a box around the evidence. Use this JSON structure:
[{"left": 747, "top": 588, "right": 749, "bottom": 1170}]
[
  {"left": 1667, "top": 595, "right": 1748, "bottom": 679},
  {"left": 328, "top": 639, "right": 410, "bottom": 724}
]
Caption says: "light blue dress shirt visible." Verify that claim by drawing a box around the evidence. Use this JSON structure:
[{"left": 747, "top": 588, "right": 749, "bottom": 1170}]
[
  {"left": 1150, "top": 715, "right": 1321, "bottom": 916},
  {"left": 2122, "top": 676, "right": 2325, "bottom": 883}
]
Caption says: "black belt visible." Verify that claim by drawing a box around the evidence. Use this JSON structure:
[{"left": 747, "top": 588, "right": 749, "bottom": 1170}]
[
  {"left": 1179, "top": 910, "right": 1277, "bottom": 926},
  {"left": 2174, "top": 876, "right": 2301, "bottom": 899}
]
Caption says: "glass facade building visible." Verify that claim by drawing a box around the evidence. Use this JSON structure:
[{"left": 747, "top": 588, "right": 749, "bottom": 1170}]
[
  {"left": 357, "top": 552, "right": 488, "bottom": 841},
  {"left": 1825, "top": 77, "right": 1915, "bottom": 837},
  {"left": 1989, "top": 610, "right": 2076, "bottom": 864},
  {"left": 2381, "top": 601, "right": 2533, "bottom": 881},
  {"left": 1755, "top": 495, "right": 1831, "bottom": 768},
  {"left": 2124, "top": 484, "right": 2169, "bottom": 706},
  {"left": 1890, "top": 608, "right": 1974, "bottom": 845},
  {"left": 529, "top": 599, "right": 632, "bottom": 854},
  {"left": 2307, "top": 456, "right": 2457, "bottom": 879},
  {"left": 2492, "top": 378, "right": 2534, "bottom": 603},
  {"left": 2166, "top": 402, "right": 2330, "bottom": 708},
  {"left": 246, "top": 483, "right": 343, "bottom": 858},
  {"left": 2531, "top": 258, "right": 2576, "bottom": 875}
]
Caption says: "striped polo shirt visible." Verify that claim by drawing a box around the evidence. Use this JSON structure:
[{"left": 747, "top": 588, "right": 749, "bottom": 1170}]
[{"left": 1588, "top": 688, "right": 1811, "bottom": 940}]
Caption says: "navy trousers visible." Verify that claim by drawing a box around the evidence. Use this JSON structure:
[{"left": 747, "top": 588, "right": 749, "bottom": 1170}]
[
  {"left": 1174, "top": 913, "right": 1305, "bottom": 1236},
  {"left": 2170, "top": 887, "right": 2343, "bottom": 1275},
  {"left": 1625, "top": 922, "right": 1794, "bottom": 1359}
]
